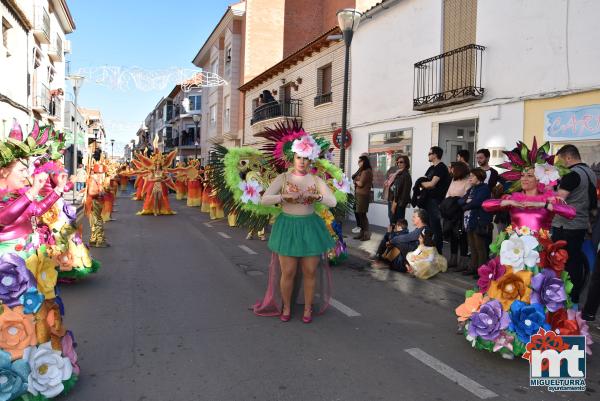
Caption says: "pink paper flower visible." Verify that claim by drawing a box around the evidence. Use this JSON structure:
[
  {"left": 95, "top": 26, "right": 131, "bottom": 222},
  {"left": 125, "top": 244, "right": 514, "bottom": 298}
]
[
  {"left": 61, "top": 330, "right": 80, "bottom": 375},
  {"left": 291, "top": 135, "right": 320, "bottom": 160},
  {"left": 239, "top": 179, "right": 263, "bottom": 204},
  {"left": 333, "top": 175, "right": 352, "bottom": 194},
  {"left": 492, "top": 331, "right": 514, "bottom": 353},
  {"left": 477, "top": 257, "right": 506, "bottom": 292}
]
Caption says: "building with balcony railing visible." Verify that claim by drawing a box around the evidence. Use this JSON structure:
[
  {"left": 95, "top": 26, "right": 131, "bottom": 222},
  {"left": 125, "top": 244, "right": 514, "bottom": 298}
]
[
  {"left": 240, "top": 27, "right": 347, "bottom": 166},
  {"left": 0, "top": 0, "right": 75, "bottom": 135},
  {"left": 347, "top": 0, "right": 600, "bottom": 227}
]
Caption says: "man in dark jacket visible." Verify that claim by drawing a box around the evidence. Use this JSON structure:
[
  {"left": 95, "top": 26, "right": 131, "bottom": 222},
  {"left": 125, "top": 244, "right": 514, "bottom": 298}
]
[
  {"left": 420, "top": 147, "right": 450, "bottom": 253},
  {"left": 476, "top": 149, "right": 499, "bottom": 189}
]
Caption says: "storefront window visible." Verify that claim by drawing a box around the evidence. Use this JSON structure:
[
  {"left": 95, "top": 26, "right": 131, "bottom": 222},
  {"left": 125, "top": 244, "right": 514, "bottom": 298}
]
[{"left": 368, "top": 129, "right": 413, "bottom": 204}]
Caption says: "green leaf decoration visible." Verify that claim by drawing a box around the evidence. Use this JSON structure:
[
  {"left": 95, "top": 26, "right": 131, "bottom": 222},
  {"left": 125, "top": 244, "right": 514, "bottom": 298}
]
[
  {"left": 512, "top": 336, "right": 527, "bottom": 357},
  {"left": 465, "top": 289, "right": 475, "bottom": 299},
  {"left": 62, "top": 374, "right": 79, "bottom": 395},
  {"left": 520, "top": 142, "right": 530, "bottom": 164},
  {"left": 26, "top": 136, "right": 37, "bottom": 149},
  {"left": 474, "top": 338, "right": 495, "bottom": 352},
  {"left": 7, "top": 137, "right": 31, "bottom": 153}
]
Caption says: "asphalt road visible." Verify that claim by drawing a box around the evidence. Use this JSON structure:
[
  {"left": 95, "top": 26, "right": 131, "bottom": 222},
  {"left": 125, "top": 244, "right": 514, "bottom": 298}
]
[{"left": 61, "top": 194, "right": 600, "bottom": 401}]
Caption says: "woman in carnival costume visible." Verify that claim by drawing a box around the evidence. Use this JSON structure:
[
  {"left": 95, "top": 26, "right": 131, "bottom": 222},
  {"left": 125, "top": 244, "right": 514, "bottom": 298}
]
[
  {"left": 173, "top": 160, "right": 188, "bottom": 201},
  {"left": 209, "top": 121, "right": 353, "bottom": 322},
  {"left": 186, "top": 159, "right": 202, "bottom": 207},
  {"left": 200, "top": 165, "right": 212, "bottom": 213},
  {"left": 455, "top": 138, "right": 593, "bottom": 359},
  {"left": 127, "top": 136, "right": 190, "bottom": 216},
  {"left": 0, "top": 120, "right": 80, "bottom": 400}
]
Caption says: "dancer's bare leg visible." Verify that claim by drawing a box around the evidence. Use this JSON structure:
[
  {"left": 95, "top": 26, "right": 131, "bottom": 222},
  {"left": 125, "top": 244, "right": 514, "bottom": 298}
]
[
  {"left": 279, "top": 255, "right": 299, "bottom": 315},
  {"left": 301, "top": 256, "right": 320, "bottom": 317}
]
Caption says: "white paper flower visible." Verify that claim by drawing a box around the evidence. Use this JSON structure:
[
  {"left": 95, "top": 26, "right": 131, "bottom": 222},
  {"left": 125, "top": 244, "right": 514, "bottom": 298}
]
[
  {"left": 333, "top": 175, "right": 352, "bottom": 194},
  {"left": 291, "top": 135, "right": 320, "bottom": 160},
  {"left": 534, "top": 163, "right": 560, "bottom": 185},
  {"left": 23, "top": 342, "right": 73, "bottom": 398},
  {"left": 520, "top": 234, "right": 540, "bottom": 268},
  {"left": 239, "top": 179, "right": 263, "bottom": 204}
]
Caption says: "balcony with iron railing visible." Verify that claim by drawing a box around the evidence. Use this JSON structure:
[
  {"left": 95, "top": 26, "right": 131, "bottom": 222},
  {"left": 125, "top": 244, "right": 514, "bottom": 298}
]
[
  {"left": 32, "top": 84, "right": 50, "bottom": 113},
  {"left": 314, "top": 92, "right": 332, "bottom": 107},
  {"left": 33, "top": 7, "right": 51, "bottom": 44},
  {"left": 48, "top": 97, "right": 62, "bottom": 121},
  {"left": 250, "top": 99, "right": 302, "bottom": 126},
  {"left": 48, "top": 35, "right": 63, "bottom": 62},
  {"left": 413, "top": 44, "right": 485, "bottom": 111}
]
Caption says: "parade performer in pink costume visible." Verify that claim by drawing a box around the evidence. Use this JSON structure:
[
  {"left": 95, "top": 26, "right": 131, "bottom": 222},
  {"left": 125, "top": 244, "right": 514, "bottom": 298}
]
[{"left": 455, "top": 139, "right": 593, "bottom": 359}]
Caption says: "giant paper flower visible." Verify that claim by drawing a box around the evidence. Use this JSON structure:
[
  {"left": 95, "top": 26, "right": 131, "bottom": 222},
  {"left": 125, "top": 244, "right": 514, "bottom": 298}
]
[
  {"left": 18, "top": 287, "right": 44, "bottom": 314},
  {"left": 567, "top": 309, "right": 593, "bottom": 355},
  {"left": 0, "top": 349, "right": 30, "bottom": 401},
  {"left": 25, "top": 252, "right": 57, "bottom": 300},
  {"left": 547, "top": 309, "right": 579, "bottom": 336},
  {"left": 509, "top": 300, "right": 550, "bottom": 343},
  {"left": 36, "top": 225, "right": 56, "bottom": 246},
  {"left": 291, "top": 135, "right": 321, "bottom": 160},
  {"left": 467, "top": 299, "right": 510, "bottom": 341},
  {"left": 61, "top": 331, "right": 80, "bottom": 376},
  {"left": 487, "top": 267, "right": 532, "bottom": 310},
  {"left": 534, "top": 163, "right": 560, "bottom": 186},
  {"left": 499, "top": 234, "right": 539, "bottom": 271},
  {"left": 538, "top": 239, "right": 568, "bottom": 274},
  {"left": 39, "top": 204, "right": 61, "bottom": 229},
  {"left": 477, "top": 257, "right": 506, "bottom": 293},
  {"left": 530, "top": 269, "right": 566, "bottom": 312},
  {"left": 23, "top": 342, "right": 73, "bottom": 398},
  {"left": 239, "top": 179, "right": 263, "bottom": 204},
  {"left": 62, "top": 202, "right": 77, "bottom": 223},
  {"left": 0, "top": 306, "right": 36, "bottom": 360},
  {"left": 455, "top": 292, "right": 488, "bottom": 322},
  {"left": 333, "top": 175, "right": 352, "bottom": 194},
  {"left": 492, "top": 331, "right": 515, "bottom": 353},
  {"left": 0, "top": 253, "right": 35, "bottom": 307},
  {"left": 56, "top": 252, "right": 75, "bottom": 272}
]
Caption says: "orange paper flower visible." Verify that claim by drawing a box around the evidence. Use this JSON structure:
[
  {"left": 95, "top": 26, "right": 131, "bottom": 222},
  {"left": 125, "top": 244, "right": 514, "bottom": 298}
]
[
  {"left": 455, "top": 292, "right": 489, "bottom": 322},
  {"left": 0, "top": 305, "right": 37, "bottom": 360},
  {"left": 487, "top": 267, "right": 532, "bottom": 311}
]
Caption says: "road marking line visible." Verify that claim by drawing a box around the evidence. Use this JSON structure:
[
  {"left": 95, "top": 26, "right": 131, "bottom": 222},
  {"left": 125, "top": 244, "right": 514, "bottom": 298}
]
[
  {"left": 238, "top": 245, "right": 257, "bottom": 255},
  {"left": 404, "top": 348, "right": 498, "bottom": 399},
  {"left": 203, "top": 222, "right": 213, "bottom": 228},
  {"left": 217, "top": 232, "right": 231, "bottom": 239},
  {"left": 330, "top": 298, "right": 361, "bottom": 317}
]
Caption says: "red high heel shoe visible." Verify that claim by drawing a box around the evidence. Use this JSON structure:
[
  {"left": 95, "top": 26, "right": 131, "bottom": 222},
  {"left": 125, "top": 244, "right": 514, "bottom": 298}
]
[
  {"left": 280, "top": 306, "right": 291, "bottom": 322},
  {"left": 302, "top": 308, "right": 313, "bottom": 324}
]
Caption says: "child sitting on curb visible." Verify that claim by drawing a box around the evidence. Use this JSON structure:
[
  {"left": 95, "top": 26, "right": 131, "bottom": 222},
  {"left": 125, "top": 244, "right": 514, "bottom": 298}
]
[{"left": 406, "top": 227, "right": 447, "bottom": 279}]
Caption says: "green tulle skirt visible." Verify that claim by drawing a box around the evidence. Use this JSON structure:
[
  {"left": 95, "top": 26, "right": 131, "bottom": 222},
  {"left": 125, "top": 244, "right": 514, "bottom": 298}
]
[{"left": 268, "top": 213, "right": 335, "bottom": 257}]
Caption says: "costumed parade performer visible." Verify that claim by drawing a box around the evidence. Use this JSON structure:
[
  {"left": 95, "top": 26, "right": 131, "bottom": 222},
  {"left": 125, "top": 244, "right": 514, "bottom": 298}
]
[
  {"left": 101, "top": 159, "right": 118, "bottom": 222},
  {"left": 127, "top": 136, "right": 192, "bottom": 216},
  {"left": 118, "top": 164, "right": 130, "bottom": 192},
  {"left": 455, "top": 138, "right": 593, "bottom": 360},
  {"left": 200, "top": 165, "right": 211, "bottom": 213},
  {"left": 85, "top": 162, "right": 109, "bottom": 247},
  {"left": 131, "top": 151, "right": 146, "bottom": 201},
  {"left": 209, "top": 121, "right": 353, "bottom": 322},
  {"left": 0, "top": 120, "right": 80, "bottom": 399},
  {"left": 30, "top": 135, "right": 101, "bottom": 281},
  {"left": 186, "top": 160, "right": 202, "bottom": 207},
  {"left": 174, "top": 160, "right": 188, "bottom": 201}
]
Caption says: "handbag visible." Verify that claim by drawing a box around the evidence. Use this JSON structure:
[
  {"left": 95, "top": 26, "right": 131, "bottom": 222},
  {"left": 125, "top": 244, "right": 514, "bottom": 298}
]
[{"left": 382, "top": 246, "right": 401, "bottom": 262}]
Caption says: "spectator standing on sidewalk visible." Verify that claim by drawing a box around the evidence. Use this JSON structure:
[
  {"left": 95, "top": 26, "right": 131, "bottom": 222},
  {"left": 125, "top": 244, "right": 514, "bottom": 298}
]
[
  {"left": 475, "top": 149, "right": 499, "bottom": 189},
  {"left": 420, "top": 146, "right": 450, "bottom": 253},
  {"left": 76, "top": 163, "right": 87, "bottom": 192},
  {"left": 442, "top": 161, "right": 471, "bottom": 269},
  {"left": 384, "top": 155, "right": 412, "bottom": 233},
  {"left": 458, "top": 168, "right": 492, "bottom": 277},
  {"left": 352, "top": 155, "right": 373, "bottom": 241},
  {"left": 457, "top": 149, "right": 470, "bottom": 166},
  {"left": 552, "top": 144, "right": 597, "bottom": 306}
]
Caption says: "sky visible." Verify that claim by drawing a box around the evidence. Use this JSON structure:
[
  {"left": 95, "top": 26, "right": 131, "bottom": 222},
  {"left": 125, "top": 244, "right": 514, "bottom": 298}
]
[{"left": 67, "top": 0, "right": 233, "bottom": 155}]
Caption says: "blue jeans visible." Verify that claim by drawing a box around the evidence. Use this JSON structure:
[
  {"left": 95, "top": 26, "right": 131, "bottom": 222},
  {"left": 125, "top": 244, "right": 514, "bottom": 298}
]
[{"left": 76, "top": 182, "right": 84, "bottom": 191}]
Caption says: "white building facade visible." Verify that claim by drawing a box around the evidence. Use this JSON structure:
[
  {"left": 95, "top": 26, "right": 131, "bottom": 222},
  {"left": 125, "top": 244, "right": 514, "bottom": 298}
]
[
  {"left": 0, "top": 0, "right": 75, "bottom": 137},
  {"left": 349, "top": 0, "right": 600, "bottom": 227}
]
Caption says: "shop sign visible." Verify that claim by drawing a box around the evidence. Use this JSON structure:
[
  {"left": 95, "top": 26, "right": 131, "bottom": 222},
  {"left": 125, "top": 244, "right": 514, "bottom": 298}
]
[{"left": 545, "top": 104, "right": 600, "bottom": 141}]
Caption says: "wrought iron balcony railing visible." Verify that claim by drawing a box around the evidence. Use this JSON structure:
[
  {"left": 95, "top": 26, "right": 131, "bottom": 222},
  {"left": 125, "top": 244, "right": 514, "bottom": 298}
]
[
  {"left": 48, "top": 97, "right": 62, "bottom": 120},
  {"left": 314, "top": 92, "right": 332, "bottom": 106},
  {"left": 251, "top": 99, "right": 302, "bottom": 125},
  {"left": 32, "top": 84, "right": 50, "bottom": 113},
  {"left": 413, "top": 44, "right": 485, "bottom": 111},
  {"left": 33, "top": 8, "right": 50, "bottom": 44}
]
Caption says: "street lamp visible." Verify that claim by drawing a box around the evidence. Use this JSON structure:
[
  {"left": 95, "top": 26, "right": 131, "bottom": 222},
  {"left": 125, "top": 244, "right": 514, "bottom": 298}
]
[
  {"left": 336, "top": 8, "right": 362, "bottom": 172},
  {"left": 68, "top": 74, "right": 84, "bottom": 203},
  {"left": 111, "top": 139, "right": 115, "bottom": 159},
  {"left": 193, "top": 114, "right": 201, "bottom": 160}
]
